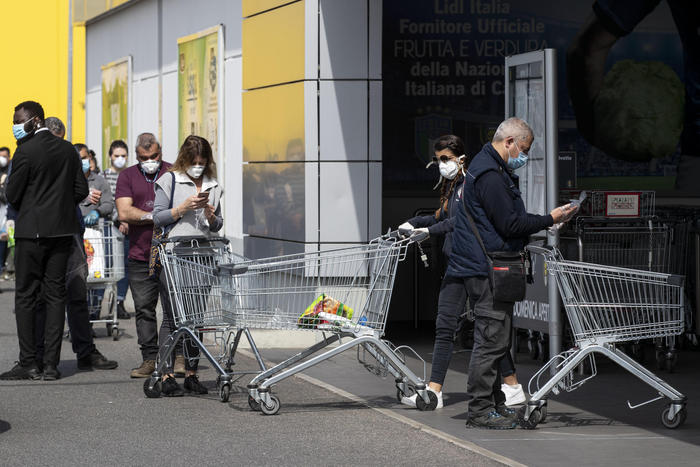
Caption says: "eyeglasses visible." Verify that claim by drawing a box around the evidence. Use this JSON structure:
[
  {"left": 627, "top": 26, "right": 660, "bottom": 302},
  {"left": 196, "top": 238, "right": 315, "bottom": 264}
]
[
  {"left": 136, "top": 151, "right": 161, "bottom": 162},
  {"left": 432, "top": 155, "right": 454, "bottom": 163}
]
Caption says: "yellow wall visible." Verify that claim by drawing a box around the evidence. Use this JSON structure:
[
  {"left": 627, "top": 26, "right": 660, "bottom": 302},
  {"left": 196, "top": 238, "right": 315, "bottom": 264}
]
[{"left": 0, "top": 0, "right": 85, "bottom": 150}]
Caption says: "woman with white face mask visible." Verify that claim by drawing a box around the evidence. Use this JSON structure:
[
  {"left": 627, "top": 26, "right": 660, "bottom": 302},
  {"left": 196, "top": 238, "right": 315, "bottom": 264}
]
[
  {"left": 398, "top": 135, "right": 525, "bottom": 410},
  {"left": 152, "top": 135, "right": 223, "bottom": 396}
]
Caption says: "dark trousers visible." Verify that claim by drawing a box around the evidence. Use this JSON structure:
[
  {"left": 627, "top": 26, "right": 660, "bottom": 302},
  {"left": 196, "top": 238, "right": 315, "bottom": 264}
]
[
  {"left": 157, "top": 271, "right": 199, "bottom": 372},
  {"left": 36, "top": 235, "right": 96, "bottom": 362},
  {"left": 431, "top": 275, "right": 516, "bottom": 386},
  {"left": 15, "top": 236, "right": 72, "bottom": 367},
  {"left": 128, "top": 258, "right": 160, "bottom": 361},
  {"left": 465, "top": 276, "right": 514, "bottom": 417},
  {"left": 116, "top": 236, "right": 129, "bottom": 300}
]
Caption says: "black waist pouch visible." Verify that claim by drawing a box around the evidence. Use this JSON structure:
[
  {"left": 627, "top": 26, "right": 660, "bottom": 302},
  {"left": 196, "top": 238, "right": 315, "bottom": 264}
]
[{"left": 487, "top": 251, "right": 527, "bottom": 302}]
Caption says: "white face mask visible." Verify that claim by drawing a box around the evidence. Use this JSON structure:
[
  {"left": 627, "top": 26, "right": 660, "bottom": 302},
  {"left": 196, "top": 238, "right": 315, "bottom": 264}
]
[
  {"left": 112, "top": 156, "right": 126, "bottom": 169},
  {"left": 186, "top": 165, "right": 205, "bottom": 179},
  {"left": 140, "top": 159, "right": 160, "bottom": 174},
  {"left": 439, "top": 159, "right": 460, "bottom": 180},
  {"left": 0, "top": 156, "right": 8, "bottom": 168}
]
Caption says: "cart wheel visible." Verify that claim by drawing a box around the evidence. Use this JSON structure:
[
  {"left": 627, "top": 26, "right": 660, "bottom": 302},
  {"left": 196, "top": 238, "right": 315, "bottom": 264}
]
[
  {"left": 396, "top": 386, "right": 415, "bottom": 404},
  {"left": 416, "top": 390, "right": 439, "bottom": 411},
  {"left": 143, "top": 378, "right": 162, "bottom": 398},
  {"left": 539, "top": 404, "right": 548, "bottom": 423},
  {"left": 661, "top": 406, "right": 686, "bottom": 429},
  {"left": 260, "top": 395, "right": 281, "bottom": 415},
  {"left": 665, "top": 353, "right": 678, "bottom": 373},
  {"left": 519, "top": 406, "right": 542, "bottom": 430},
  {"left": 219, "top": 384, "right": 231, "bottom": 403},
  {"left": 111, "top": 326, "right": 120, "bottom": 341},
  {"left": 106, "top": 323, "right": 113, "bottom": 335},
  {"left": 248, "top": 395, "right": 261, "bottom": 411}
]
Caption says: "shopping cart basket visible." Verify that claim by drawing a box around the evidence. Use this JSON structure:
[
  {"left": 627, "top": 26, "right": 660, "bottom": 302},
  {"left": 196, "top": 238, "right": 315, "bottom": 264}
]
[
  {"left": 215, "top": 230, "right": 433, "bottom": 415},
  {"left": 84, "top": 219, "right": 125, "bottom": 339},
  {"left": 143, "top": 237, "right": 268, "bottom": 402},
  {"left": 521, "top": 245, "right": 687, "bottom": 429}
]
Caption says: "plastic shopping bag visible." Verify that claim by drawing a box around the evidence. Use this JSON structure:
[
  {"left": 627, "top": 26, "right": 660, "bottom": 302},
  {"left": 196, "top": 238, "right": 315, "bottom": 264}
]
[
  {"left": 298, "top": 294, "right": 354, "bottom": 329},
  {"left": 83, "top": 227, "right": 106, "bottom": 279}
]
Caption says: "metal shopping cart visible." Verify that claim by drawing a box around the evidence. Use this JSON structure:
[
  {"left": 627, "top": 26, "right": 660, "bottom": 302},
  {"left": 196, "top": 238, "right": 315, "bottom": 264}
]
[
  {"left": 84, "top": 219, "right": 125, "bottom": 339},
  {"left": 521, "top": 244, "right": 687, "bottom": 429},
  {"left": 143, "top": 237, "right": 268, "bottom": 402},
  {"left": 215, "top": 231, "right": 433, "bottom": 415}
]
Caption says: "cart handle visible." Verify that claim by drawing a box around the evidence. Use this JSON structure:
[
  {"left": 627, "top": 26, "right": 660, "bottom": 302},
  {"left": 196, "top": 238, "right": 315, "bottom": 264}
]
[
  {"left": 154, "top": 236, "right": 229, "bottom": 245},
  {"left": 215, "top": 263, "right": 249, "bottom": 276}
]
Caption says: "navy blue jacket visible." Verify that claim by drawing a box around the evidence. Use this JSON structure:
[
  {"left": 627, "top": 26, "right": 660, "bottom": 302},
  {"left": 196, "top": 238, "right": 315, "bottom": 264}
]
[
  {"left": 407, "top": 175, "right": 464, "bottom": 258},
  {"left": 447, "top": 143, "right": 553, "bottom": 278}
]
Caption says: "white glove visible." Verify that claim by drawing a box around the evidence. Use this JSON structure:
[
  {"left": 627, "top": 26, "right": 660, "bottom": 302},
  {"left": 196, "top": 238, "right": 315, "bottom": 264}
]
[
  {"left": 412, "top": 227, "right": 430, "bottom": 242},
  {"left": 398, "top": 222, "right": 414, "bottom": 236}
]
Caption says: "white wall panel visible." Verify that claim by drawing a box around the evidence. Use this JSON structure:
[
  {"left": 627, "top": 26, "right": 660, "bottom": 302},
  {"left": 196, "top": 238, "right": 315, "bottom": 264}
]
[
  {"left": 320, "top": 81, "right": 367, "bottom": 161},
  {"left": 224, "top": 56, "right": 243, "bottom": 238},
  {"left": 369, "top": 81, "right": 382, "bottom": 161},
  {"left": 131, "top": 77, "right": 160, "bottom": 149},
  {"left": 161, "top": 71, "right": 178, "bottom": 161},
  {"left": 319, "top": 162, "right": 368, "bottom": 242},
  {"left": 319, "top": 0, "right": 367, "bottom": 79},
  {"left": 85, "top": 90, "right": 102, "bottom": 153}
]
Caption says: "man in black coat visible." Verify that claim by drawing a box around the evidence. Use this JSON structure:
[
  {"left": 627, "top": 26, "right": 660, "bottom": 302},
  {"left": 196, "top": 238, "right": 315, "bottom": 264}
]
[{"left": 0, "top": 101, "right": 88, "bottom": 380}]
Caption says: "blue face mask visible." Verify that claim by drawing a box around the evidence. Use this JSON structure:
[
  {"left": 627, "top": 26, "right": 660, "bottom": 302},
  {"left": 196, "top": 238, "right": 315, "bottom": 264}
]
[
  {"left": 507, "top": 142, "right": 528, "bottom": 170},
  {"left": 81, "top": 159, "right": 90, "bottom": 173},
  {"left": 12, "top": 116, "right": 34, "bottom": 140}
]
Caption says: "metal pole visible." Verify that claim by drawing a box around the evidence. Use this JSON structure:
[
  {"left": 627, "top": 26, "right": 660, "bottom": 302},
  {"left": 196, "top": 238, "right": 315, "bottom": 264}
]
[
  {"left": 544, "top": 48, "right": 561, "bottom": 373},
  {"left": 67, "top": 0, "right": 73, "bottom": 141}
]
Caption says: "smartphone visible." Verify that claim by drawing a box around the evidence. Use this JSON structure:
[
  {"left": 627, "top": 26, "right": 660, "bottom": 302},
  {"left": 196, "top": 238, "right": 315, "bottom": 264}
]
[{"left": 198, "top": 188, "right": 211, "bottom": 199}]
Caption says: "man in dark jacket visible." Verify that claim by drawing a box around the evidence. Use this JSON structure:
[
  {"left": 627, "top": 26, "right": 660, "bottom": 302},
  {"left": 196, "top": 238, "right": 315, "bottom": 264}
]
[
  {"left": 448, "top": 117, "right": 577, "bottom": 429},
  {"left": 0, "top": 101, "right": 88, "bottom": 380}
]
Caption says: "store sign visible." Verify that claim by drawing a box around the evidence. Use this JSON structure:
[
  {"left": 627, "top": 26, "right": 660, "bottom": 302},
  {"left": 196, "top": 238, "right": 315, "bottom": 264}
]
[
  {"left": 605, "top": 192, "right": 640, "bottom": 217},
  {"left": 101, "top": 57, "right": 130, "bottom": 169},
  {"left": 178, "top": 25, "right": 222, "bottom": 162}
]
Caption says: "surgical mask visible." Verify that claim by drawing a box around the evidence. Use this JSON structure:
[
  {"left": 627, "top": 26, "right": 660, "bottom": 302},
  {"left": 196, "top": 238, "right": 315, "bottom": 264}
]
[
  {"left": 0, "top": 156, "right": 7, "bottom": 168},
  {"left": 112, "top": 156, "right": 126, "bottom": 169},
  {"left": 439, "top": 160, "right": 460, "bottom": 180},
  {"left": 507, "top": 143, "right": 528, "bottom": 170},
  {"left": 12, "top": 116, "right": 34, "bottom": 140},
  {"left": 140, "top": 159, "right": 160, "bottom": 174},
  {"left": 186, "top": 165, "right": 205, "bottom": 179},
  {"left": 81, "top": 159, "right": 90, "bottom": 173}
]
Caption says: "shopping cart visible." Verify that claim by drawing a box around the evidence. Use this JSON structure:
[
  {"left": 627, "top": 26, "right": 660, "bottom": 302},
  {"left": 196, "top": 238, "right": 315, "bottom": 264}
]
[
  {"left": 84, "top": 219, "right": 125, "bottom": 339},
  {"left": 215, "top": 230, "right": 433, "bottom": 415},
  {"left": 143, "top": 237, "right": 268, "bottom": 402},
  {"left": 521, "top": 244, "right": 687, "bottom": 429}
]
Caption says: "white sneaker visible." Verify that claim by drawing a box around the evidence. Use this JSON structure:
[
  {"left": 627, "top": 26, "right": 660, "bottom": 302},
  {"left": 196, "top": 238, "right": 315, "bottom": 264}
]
[
  {"left": 401, "top": 387, "right": 444, "bottom": 409},
  {"left": 501, "top": 383, "right": 526, "bottom": 406}
]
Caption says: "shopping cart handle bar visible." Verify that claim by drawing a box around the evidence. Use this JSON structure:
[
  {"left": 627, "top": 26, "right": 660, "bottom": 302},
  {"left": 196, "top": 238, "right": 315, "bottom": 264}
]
[
  {"left": 525, "top": 244, "right": 555, "bottom": 256},
  {"left": 216, "top": 263, "right": 249, "bottom": 276},
  {"left": 668, "top": 274, "right": 685, "bottom": 287},
  {"left": 155, "top": 236, "right": 230, "bottom": 245}
]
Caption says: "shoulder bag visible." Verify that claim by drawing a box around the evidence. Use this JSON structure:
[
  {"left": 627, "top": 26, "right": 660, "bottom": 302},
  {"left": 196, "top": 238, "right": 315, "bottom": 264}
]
[{"left": 148, "top": 172, "right": 176, "bottom": 278}]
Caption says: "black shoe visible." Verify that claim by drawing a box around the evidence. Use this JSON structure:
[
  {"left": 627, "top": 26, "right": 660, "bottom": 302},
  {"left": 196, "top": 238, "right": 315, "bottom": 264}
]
[
  {"left": 161, "top": 376, "right": 184, "bottom": 397},
  {"left": 78, "top": 349, "right": 118, "bottom": 371},
  {"left": 184, "top": 374, "right": 208, "bottom": 395},
  {"left": 0, "top": 362, "right": 42, "bottom": 380},
  {"left": 496, "top": 404, "right": 518, "bottom": 421},
  {"left": 42, "top": 365, "right": 61, "bottom": 381},
  {"left": 117, "top": 301, "right": 131, "bottom": 320},
  {"left": 466, "top": 410, "right": 517, "bottom": 430}
]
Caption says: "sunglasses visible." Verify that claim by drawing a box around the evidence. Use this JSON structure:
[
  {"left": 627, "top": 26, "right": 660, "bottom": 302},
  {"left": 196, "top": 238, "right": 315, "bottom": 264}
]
[{"left": 432, "top": 155, "right": 455, "bottom": 163}]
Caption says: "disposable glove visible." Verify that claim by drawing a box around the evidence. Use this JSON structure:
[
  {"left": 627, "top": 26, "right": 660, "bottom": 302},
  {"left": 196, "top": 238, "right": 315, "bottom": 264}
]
[
  {"left": 398, "top": 221, "right": 414, "bottom": 236},
  {"left": 83, "top": 210, "right": 100, "bottom": 226}
]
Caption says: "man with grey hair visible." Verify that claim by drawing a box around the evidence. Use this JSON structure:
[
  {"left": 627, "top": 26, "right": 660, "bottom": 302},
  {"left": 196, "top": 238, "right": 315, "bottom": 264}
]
[
  {"left": 115, "top": 132, "right": 171, "bottom": 378},
  {"left": 447, "top": 117, "right": 577, "bottom": 429},
  {"left": 45, "top": 117, "right": 65, "bottom": 139}
]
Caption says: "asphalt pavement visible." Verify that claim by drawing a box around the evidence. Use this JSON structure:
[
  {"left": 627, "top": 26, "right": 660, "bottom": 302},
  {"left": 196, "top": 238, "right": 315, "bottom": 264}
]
[{"left": 0, "top": 281, "right": 508, "bottom": 467}]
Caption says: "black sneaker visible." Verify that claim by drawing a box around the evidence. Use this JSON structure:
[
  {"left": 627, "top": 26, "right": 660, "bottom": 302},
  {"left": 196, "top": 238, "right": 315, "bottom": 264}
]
[
  {"left": 467, "top": 410, "right": 517, "bottom": 430},
  {"left": 184, "top": 374, "right": 208, "bottom": 395},
  {"left": 0, "top": 362, "right": 42, "bottom": 380},
  {"left": 117, "top": 301, "right": 131, "bottom": 320},
  {"left": 42, "top": 365, "right": 61, "bottom": 381},
  {"left": 78, "top": 349, "right": 118, "bottom": 370},
  {"left": 496, "top": 405, "right": 518, "bottom": 420},
  {"left": 161, "top": 376, "right": 184, "bottom": 397}
]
